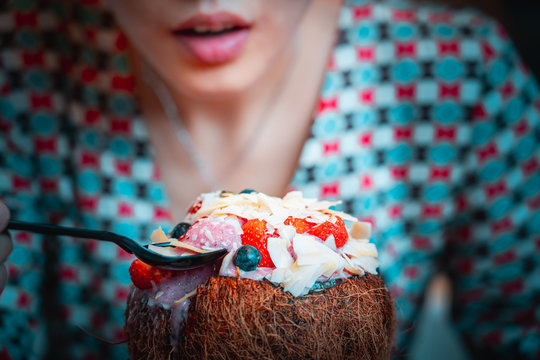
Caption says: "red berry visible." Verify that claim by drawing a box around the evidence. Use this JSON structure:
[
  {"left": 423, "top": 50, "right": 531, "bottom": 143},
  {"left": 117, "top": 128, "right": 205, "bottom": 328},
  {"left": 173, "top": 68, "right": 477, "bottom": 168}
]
[
  {"left": 187, "top": 199, "right": 202, "bottom": 214},
  {"left": 307, "top": 221, "right": 335, "bottom": 241},
  {"left": 333, "top": 217, "right": 349, "bottom": 248},
  {"left": 128, "top": 259, "right": 174, "bottom": 290},
  {"left": 307, "top": 216, "right": 349, "bottom": 248},
  {"left": 284, "top": 216, "right": 314, "bottom": 233},
  {"left": 241, "top": 219, "right": 277, "bottom": 268}
]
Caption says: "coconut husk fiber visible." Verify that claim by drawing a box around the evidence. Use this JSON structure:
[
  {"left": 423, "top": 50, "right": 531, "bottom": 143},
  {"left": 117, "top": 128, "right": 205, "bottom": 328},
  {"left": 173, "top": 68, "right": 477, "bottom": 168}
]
[{"left": 125, "top": 274, "right": 395, "bottom": 360}]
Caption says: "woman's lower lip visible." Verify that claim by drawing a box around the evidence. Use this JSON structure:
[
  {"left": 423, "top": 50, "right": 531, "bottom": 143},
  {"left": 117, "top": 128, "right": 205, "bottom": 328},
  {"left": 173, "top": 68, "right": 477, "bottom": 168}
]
[{"left": 174, "top": 28, "right": 250, "bottom": 65}]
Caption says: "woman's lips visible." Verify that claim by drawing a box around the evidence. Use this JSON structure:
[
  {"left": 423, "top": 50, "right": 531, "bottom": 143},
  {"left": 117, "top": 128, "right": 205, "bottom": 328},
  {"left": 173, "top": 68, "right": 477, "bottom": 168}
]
[{"left": 173, "top": 12, "right": 251, "bottom": 65}]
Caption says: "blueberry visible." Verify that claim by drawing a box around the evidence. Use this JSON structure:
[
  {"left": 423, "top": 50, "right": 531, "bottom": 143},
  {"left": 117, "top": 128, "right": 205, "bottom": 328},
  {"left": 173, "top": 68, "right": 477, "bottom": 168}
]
[
  {"left": 240, "top": 189, "right": 257, "bottom": 194},
  {"left": 169, "top": 222, "right": 191, "bottom": 239},
  {"left": 233, "top": 245, "right": 261, "bottom": 271}
]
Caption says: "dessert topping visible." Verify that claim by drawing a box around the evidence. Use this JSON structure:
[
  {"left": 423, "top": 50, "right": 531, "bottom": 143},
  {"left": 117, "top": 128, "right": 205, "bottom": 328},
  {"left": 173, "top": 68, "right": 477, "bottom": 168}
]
[
  {"left": 240, "top": 219, "right": 278, "bottom": 268},
  {"left": 134, "top": 191, "right": 380, "bottom": 297},
  {"left": 129, "top": 259, "right": 174, "bottom": 290},
  {"left": 232, "top": 245, "right": 261, "bottom": 271},
  {"left": 170, "top": 222, "right": 191, "bottom": 239}
]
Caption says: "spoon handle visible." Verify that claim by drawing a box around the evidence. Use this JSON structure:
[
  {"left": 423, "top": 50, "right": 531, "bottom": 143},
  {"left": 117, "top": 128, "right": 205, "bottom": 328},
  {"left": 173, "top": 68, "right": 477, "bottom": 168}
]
[
  {"left": 7, "top": 220, "right": 135, "bottom": 254},
  {"left": 7, "top": 220, "right": 228, "bottom": 269}
]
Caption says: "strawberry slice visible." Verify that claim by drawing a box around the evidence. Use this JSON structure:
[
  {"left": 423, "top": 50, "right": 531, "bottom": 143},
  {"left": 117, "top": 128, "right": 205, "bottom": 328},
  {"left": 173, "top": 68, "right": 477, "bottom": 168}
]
[
  {"left": 306, "top": 221, "right": 335, "bottom": 241},
  {"left": 284, "top": 216, "right": 314, "bottom": 233},
  {"left": 128, "top": 259, "right": 174, "bottom": 290},
  {"left": 241, "top": 219, "right": 277, "bottom": 268},
  {"left": 187, "top": 199, "right": 202, "bottom": 214},
  {"left": 306, "top": 216, "right": 349, "bottom": 248},
  {"left": 332, "top": 217, "right": 349, "bottom": 248}
]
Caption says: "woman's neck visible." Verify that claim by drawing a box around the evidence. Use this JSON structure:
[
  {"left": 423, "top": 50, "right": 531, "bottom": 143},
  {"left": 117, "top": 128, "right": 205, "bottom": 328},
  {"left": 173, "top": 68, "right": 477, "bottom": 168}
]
[{"left": 172, "top": 36, "right": 299, "bottom": 153}]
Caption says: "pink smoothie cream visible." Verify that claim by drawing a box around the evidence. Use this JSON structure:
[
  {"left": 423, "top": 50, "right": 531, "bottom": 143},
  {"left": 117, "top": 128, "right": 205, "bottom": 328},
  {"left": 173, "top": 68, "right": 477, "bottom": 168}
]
[
  {"left": 180, "top": 217, "right": 242, "bottom": 251},
  {"left": 172, "top": 12, "right": 251, "bottom": 64}
]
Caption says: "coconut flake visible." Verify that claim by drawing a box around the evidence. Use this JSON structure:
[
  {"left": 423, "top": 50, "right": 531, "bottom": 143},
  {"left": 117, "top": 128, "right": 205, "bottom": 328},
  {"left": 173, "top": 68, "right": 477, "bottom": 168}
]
[
  {"left": 348, "top": 256, "right": 379, "bottom": 274},
  {"left": 341, "top": 239, "right": 378, "bottom": 258},
  {"left": 270, "top": 234, "right": 348, "bottom": 295},
  {"left": 267, "top": 237, "right": 293, "bottom": 268},
  {"left": 147, "top": 244, "right": 180, "bottom": 257},
  {"left": 169, "top": 240, "right": 210, "bottom": 253},
  {"left": 219, "top": 251, "right": 235, "bottom": 275},
  {"left": 350, "top": 221, "right": 372, "bottom": 239},
  {"left": 150, "top": 227, "right": 169, "bottom": 244}
]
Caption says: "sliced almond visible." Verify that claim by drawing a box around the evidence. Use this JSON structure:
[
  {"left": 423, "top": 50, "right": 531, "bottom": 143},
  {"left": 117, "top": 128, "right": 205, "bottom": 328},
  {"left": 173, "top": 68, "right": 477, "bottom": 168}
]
[{"left": 169, "top": 239, "right": 210, "bottom": 253}]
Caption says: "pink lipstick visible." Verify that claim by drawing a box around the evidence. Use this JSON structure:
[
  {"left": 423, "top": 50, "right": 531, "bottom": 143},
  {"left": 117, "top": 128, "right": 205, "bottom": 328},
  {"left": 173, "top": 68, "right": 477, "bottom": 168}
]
[{"left": 173, "top": 12, "right": 251, "bottom": 65}]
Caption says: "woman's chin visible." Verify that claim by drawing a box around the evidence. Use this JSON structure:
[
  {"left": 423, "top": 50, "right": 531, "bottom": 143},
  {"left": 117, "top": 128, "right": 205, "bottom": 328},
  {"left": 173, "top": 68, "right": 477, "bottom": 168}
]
[
  {"left": 151, "top": 42, "right": 281, "bottom": 101},
  {"left": 169, "top": 65, "right": 266, "bottom": 100}
]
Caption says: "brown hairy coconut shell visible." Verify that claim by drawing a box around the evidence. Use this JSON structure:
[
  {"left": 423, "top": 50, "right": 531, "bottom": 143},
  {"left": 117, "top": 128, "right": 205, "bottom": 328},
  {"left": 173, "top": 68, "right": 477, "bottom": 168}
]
[{"left": 125, "top": 274, "right": 395, "bottom": 360}]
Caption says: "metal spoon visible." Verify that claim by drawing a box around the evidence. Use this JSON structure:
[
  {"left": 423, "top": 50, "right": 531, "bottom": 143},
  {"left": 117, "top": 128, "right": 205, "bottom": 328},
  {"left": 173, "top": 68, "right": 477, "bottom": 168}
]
[{"left": 7, "top": 220, "right": 227, "bottom": 270}]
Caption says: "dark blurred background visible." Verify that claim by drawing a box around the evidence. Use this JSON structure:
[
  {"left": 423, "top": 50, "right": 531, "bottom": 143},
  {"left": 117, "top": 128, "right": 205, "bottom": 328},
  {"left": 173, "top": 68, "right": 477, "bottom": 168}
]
[{"left": 437, "top": 0, "right": 540, "bottom": 80}]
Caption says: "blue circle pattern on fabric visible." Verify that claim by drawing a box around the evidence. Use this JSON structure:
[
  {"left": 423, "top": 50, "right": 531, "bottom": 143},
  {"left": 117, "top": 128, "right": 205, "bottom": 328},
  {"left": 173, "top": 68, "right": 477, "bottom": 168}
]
[
  {"left": 25, "top": 70, "right": 51, "bottom": 92},
  {"left": 435, "top": 25, "right": 455, "bottom": 38},
  {"left": 514, "top": 135, "right": 535, "bottom": 160},
  {"left": 392, "top": 24, "right": 415, "bottom": 39},
  {"left": 436, "top": 58, "right": 464, "bottom": 81},
  {"left": 113, "top": 179, "right": 135, "bottom": 197},
  {"left": 393, "top": 60, "right": 419, "bottom": 82},
  {"left": 504, "top": 97, "right": 524, "bottom": 124},
  {"left": 389, "top": 144, "right": 412, "bottom": 163},
  {"left": 480, "top": 161, "right": 506, "bottom": 181},
  {"left": 434, "top": 102, "right": 462, "bottom": 123},
  {"left": 7, "top": 154, "right": 33, "bottom": 176},
  {"left": 0, "top": 99, "right": 16, "bottom": 119},
  {"left": 424, "top": 184, "right": 449, "bottom": 202},
  {"left": 17, "top": 29, "right": 40, "bottom": 50},
  {"left": 30, "top": 113, "right": 55, "bottom": 134},
  {"left": 110, "top": 137, "right": 132, "bottom": 157},
  {"left": 429, "top": 144, "right": 456, "bottom": 163},
  {"left": 488, "top": 59, "right": 509, "bottom": 86},
  {"left": 472, "top": 123, "right": 495, "bottom": 145},
  {"left": 489, "top": 198, "right": 513, "bottom": 219},
  {"left": 390, "top": 104, "right": 415, "bottom": 124},
  {"left": 78, "top": 171, "right": 100, "bottom": 193},
  {"left": 82, "top": 130, "right": 100, "bottom": 149},
  {"left": 109, "top": 94, "right": 135, "bottom": 117},
  {"left": 37, "top": 156, "right": 60, "bottom": 176}
]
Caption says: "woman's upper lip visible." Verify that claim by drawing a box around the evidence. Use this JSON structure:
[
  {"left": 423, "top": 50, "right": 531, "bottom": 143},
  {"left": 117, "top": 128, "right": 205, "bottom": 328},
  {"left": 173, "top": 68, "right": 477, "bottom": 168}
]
[{"left": 174, "top": 11, "right": 250, "bottom": 32}]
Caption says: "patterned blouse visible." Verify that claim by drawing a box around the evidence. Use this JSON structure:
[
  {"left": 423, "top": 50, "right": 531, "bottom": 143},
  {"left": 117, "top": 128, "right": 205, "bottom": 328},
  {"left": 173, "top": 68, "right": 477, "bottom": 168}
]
[{"left": 1, "top": 0, "right": 539, "bottom": 359}]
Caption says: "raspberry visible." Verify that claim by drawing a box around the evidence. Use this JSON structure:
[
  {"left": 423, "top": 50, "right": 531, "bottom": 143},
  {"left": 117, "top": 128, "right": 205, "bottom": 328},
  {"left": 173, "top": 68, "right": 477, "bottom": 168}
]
[{"left": 240, "top": 219, "right": 277, "bottom": 268}]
